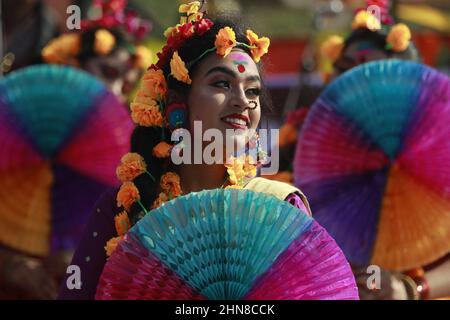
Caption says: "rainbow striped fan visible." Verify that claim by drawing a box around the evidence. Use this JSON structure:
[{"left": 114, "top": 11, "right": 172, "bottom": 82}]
[
  {"left": 0, "top": 65, "right": 133, "bottom": 257},
  {"left": 95, "top": 189, "right": 358, "bottom": 300},
  {"left": 294, "top": 60, "right": 450, "bottom": 270}
]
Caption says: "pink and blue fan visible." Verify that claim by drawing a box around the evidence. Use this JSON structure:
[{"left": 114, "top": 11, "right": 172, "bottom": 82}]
[
  {"left": 95, "top": 189, "right": 358, "bottom": 300},
  {"left": 0, "top": 65, "right": 133, "bottom": 257},
  {"left": 294, "top": 60, "right": 450, "bottom": 270}
]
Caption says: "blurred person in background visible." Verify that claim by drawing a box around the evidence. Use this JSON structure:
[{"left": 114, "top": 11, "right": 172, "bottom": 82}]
[
  {"left": 317, "top": 0, "right": 449, "bottom": 300},
  {"left": 41, "top": 0, "right": 153, "bottom": 103}
]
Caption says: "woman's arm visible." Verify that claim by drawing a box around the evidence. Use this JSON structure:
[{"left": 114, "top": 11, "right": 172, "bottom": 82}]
[{"left": 58, "top": 188, "right": 119, "bottom": 300}]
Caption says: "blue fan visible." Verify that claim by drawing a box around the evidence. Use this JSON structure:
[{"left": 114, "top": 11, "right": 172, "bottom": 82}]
[{"left": 96, "top": 189, "right": 358, "bottom": 300}]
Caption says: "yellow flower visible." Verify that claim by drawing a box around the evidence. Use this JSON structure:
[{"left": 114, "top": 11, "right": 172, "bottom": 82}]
[
  {"left": 152, "top": 192, "right": 169, "bottom": 209},
  {"left": 134, "top": 45, "right": 153, "bottom": 69},
  {"left": 352, "top": 11, "right": 381, "bottom": 31},
  {"left": 278, "top": 122, "right": 298, "bottom": 147},
  {"left": 130, "top": 99, "right": 164, "bottom": 127},
  {"left": 160, "top": 172, "right": 182, "bottom": 197},
  {"left": 179, "top": 1, "right": 201, "bottom": 16},
  {"left": 141, "top": 68, "right": 167, "bottom": 100},
  {"left": 114, "top": 211, "right": 131, "bottom": 236},
  {"left": 225, "top": 157, "right": 246, "bottom": 185},
  {"left": 170, "top": 51, "right": 192, "bottom": 84},
  {"left": 386, "top": 24, "right": 411, "bottom": 52},
  {"left": 41, "top": 33, "right": 81, "bottom": 64},
  {"left": 153, "top": 141, "right": 173, "bottom": 158},
  {"left": 243, "top": 156, "right": 257, "bottom": 178},
  {"left": 320, "top": 35, "right": 344, "bottom": 63},
  {"left": 215, "top": 27, "right": 236, "bottom": 57},
  {"left": 246, "top": 30, "right": 270, "bottom": 63},
  {"left": 116, "top": 152, "right": 147, "bottom": 182},
  {"left": 105, "top": 236, "right": 123, "bottom": 257},
  {"left": 94, "top": 29, "right": 116, "bottom": 55},
  {"left": 117, "top": 181, "right": 141, "bottom": 210}
]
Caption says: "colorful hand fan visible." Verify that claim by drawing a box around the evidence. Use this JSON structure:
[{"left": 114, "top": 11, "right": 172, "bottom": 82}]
[
  {"left": 294, "top": 60, "right": 450, "bottom": 270},
  {"left": 95, "top": 189, "right": 358, "bottom": 300},
  {"left": 0, "top": 65, "right": 133, "bottom": 256}
]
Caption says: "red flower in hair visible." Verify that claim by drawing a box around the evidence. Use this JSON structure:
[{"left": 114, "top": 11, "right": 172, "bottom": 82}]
[
  {"left": 156, "top": 45, "right": 173, "bottom": 69},
  {"left": 195, "top": 18, "right": 214, "bottom": 36}
]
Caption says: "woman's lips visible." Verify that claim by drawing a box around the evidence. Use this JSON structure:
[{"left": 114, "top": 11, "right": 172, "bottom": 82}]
[{"left": 221, "top": 114, "right": 249, "bottom": 130}]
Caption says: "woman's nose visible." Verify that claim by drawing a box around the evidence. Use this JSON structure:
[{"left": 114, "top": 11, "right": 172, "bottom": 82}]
[{"left": 230, "top": 86, "right": 249, "bottom": 110}]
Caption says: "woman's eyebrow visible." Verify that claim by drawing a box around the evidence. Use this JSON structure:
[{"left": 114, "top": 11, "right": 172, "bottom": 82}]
[{"left": 205, "top": 66, "right": 261, "bottom": 82}]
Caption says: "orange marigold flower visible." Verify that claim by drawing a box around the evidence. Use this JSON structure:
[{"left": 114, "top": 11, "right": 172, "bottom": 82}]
[
  {"left": 114, "top": 211, "right": 131, "bottom": 236},
  {"left": 351, "top": 10, "right": 381, "bottom": 31},
  {"left": 215, "top": 27, "right": 236, "bottom": 57},
  {"left": 153, "top": 141, "right": 173, "bottom": 158},
  {"left": 41, "top": 33, "right": 81, "bottom": 64},
  {"left": 117, "top": 181, "right": 141, "bottom": 210},
  {"left": 134, "top": 45, "right": 153, "bottom": 69},
  {"left": 160, "top": 172, "right": 182, "bottom": 197},
  {"left": 130, "top": 100, "right": 164, "bottom": 127},
  {"left": 246, "top": 30, "right": 270, "bottom": 63},
  {"left": 225, "top": 157, "right": 246, "bottom": 185},
  {"left": 320, "top": 35, "right": 344, "bottom": 63},
  {"left": 116, "top": 152, "right": 147, "bottom": 182},
  {"left": 386, "top": 24, "right": 411, "bottom": 52},
  {"left": 105, "top": 236, "right": 123, "bottom": 257},
  {"left": 170, "top": 51, "right": 192, "bottom": 84},
  {"left": 141, "top": 67, "right": 167, "bottom": 100},
  {"left": 94, "top": 29, "right": 116, "bottom": 55},
  {"left": 152, "top": 192, "right": 169, "bottom": 209}
]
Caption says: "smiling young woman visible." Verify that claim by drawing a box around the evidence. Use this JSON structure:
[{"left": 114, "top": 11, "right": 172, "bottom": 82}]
[{"left": 58, "top": 3, "right": 313, "bottom": 300}]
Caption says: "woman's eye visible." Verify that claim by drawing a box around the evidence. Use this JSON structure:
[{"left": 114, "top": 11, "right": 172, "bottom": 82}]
[
  {"left": 212, "top": 80, "right": 230, "bottom": 89},
  {"left": 246, "top": 88, "right": 261, "bottom": 98}
]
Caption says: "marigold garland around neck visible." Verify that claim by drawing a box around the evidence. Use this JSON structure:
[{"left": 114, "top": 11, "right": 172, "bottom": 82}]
[
  {"left": 106, "top": 1, "right": 271, "bottom": 257},
  {"left": 320, "top": 0, "right": 412, "bottom": 64}
]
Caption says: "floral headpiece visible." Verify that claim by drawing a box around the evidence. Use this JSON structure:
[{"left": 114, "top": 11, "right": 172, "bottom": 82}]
[
  {"left": 42, "top": 0, "right": 152, "bottom": 69},
  {"left": 105, "top": 1, "right": 270, "bottom": 256},
  {"left": 320, "top": 0, "right": 412, "bottom": 64}
]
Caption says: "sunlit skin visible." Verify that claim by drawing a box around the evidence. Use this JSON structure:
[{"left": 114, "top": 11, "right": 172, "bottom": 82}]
[{"left": 178, "top": 48, "right": 262, "bottom": 193}]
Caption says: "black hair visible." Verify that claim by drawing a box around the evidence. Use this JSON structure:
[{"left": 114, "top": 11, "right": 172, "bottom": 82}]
[{"left": 127, "top": 16, "right": 272, "bottom": 225}]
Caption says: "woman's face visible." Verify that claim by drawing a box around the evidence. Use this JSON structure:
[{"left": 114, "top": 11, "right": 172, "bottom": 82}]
[
  {"left": 332, "top": 40, "right": 388, "bottom": 79},
  {"left": 83, "top": 48, "right": 141, "bottom": 102},
  {"left": 187, "top": 48, "right": 262, "bottom": 157}
]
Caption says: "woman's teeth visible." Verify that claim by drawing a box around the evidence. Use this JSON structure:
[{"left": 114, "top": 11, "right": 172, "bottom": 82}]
[{"left": 223, "top": 117, "right": 247, "bottom": 126}]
